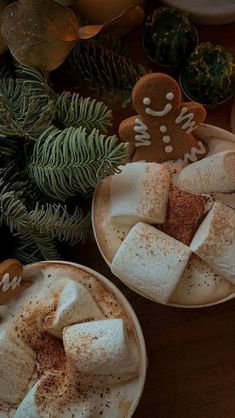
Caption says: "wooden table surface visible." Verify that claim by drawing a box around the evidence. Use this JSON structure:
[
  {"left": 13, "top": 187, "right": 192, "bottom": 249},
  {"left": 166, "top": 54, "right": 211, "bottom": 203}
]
[{"left": 63, "top": 6, "right": 235, "bottom": 418}]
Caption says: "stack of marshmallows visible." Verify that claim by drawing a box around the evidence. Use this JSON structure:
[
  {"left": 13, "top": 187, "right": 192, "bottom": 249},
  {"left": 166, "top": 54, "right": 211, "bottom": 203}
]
[{"left": 110, "top": 150, "right": 235, "bottom": 304}]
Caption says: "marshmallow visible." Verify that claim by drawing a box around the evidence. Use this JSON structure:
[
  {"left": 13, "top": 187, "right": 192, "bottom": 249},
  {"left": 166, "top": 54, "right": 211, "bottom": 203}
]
[
  {"left": 110, "top": 162, "right": 170, "bottom": 225},
  {"left": 0, "top": 329, "right": 35, "bottom": 404},
  {"left": 45, "top": 281, "right": 104, "bottom": 338},
  {"left": 111, "top": 222, "right": 192, "bottom": 303},
  {"left": 190, "top": 202, "right": 235, "bottom": 284},
  {"left": 171, "top": 255, "right": 233, "bottom": 305},
  {"left": 211, "top": 192, "right": 235, "bottom": 209},
  {"left": 63, "top": 319, "right": 138, "bottom": 380},
  {"left": 176, "top": 150, "right": 235, "bottom": 193},
  {"left": 14, "top": 372, "right": 91, "bottom": 418}
]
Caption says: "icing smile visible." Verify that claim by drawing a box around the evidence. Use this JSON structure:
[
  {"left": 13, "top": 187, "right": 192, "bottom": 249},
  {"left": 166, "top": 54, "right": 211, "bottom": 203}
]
[{"left": 143, "top": 93, "right": 174, "bottom": 117}]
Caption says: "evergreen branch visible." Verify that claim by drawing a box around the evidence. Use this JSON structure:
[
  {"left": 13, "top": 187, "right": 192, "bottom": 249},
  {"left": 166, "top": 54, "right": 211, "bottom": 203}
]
[
  {"left": 58, "top": 40, "right": 147, "bottom": 106},
  {"left": 29, "top": 203, "right": 91, "bottom": 245},
  {"left": 56, "top": 91, "right": 113, "bottom": 133},
  {"left": 28, "top": 126, "right": 129, "bottom": 201},
  {"left": 0, "top": 164, "right": 28, "bottom": 200},
  {"left": 14, "top": 64, "right": 50, "bottom": 86},
  {"left": 1, "top": 162, "right": 49, "bottom": 213},
  {"left": 14, "top": 234, "right": 47, "bottom": 264},
  {"left": 0, "top": 66, "right": 56, "bottom": 139},
  {"left": 0, "top": 190, "right": 31, "bottom": 232},
  {"left": 0, "top": 137, "right": 20, "bottom": 162},
  {"left": 14, "top": 232, "right": 59, "bottom": 263},
  {"left": 92, "top": 34, "right": 129, "bottom": 55},
  {"left": 0, "top": 190, "right": 59, "bottom": 261}
]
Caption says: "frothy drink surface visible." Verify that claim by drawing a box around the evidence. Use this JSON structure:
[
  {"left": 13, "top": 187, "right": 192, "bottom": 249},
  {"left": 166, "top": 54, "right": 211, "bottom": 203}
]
[{"left": 0, "top": 263, "right": 142, "bottom": 418}]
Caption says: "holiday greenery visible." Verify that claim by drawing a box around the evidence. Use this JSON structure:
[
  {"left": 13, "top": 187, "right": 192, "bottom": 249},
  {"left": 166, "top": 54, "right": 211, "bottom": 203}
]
[
  {"left": 0, "top": 65, "right": 56, "bottom": 139},
  {"left": 28, "top": 126, "right": 128, "bottom": 201},
  {"left": 56, "top": 92, "right": 112, "bottom": 133},
  {"left": 144, "top": 6, "right": 197, "bottom": 68},
  {"left": 183, "top": 42, "right": 235, "bottom": 106},
  {"left": 0, "top": 62, "right": 130, "bottom": 263},
  {"left": 56, "top": 36, "right": 147, "bottom": 106}
]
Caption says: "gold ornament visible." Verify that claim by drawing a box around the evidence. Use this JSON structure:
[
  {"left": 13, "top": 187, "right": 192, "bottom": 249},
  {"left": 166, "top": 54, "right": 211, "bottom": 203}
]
[
  {"left": 1, "top": 0, "right": 144, "bottom": 71},
  {"left": 72, "top": 0, "right": 146, "bottom": 25}
]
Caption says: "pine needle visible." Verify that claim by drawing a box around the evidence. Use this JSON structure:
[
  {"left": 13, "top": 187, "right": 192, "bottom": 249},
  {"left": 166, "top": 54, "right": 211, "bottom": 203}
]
[
  {"left": 57, "top": 39, "right": 147, "bottom": 106},
  {"left": 0, "top": 65, "right": 56, "bottom": 140},
  {"left": 0, "top": 188, "right": 59, "bottom": 260},
  {"left": 14, "top": 232, "right": 59, "bottom": 263},
  {"left": 29, "top": 203, "right": 91, "bottom": 245},
  {"left": 56, "top": 91, "right": 113, "bottom": 133},
  {"left": 28, "top": 126, "right": 129, "bottom": 201},
  {"left": 92, "top": 33, "right": 129, "bottom": 56}
]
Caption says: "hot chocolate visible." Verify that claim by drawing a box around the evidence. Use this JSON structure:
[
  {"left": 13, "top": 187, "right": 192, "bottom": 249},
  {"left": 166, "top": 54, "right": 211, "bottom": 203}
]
[
  {"left": 0, "top": 262, "right": 145, "bottom": 418},
  {"left": 92, "top": 146, "right": 235, "bottom": 307}
]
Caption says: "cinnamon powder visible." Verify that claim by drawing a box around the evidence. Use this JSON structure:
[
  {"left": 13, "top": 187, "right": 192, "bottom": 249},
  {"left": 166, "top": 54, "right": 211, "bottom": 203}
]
[{"left": 159, "top": 187, "right": 207, "bottom": 245}]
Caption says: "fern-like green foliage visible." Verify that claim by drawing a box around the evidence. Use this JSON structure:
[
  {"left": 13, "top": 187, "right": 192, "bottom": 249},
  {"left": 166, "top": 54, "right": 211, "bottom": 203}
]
[
  {"left": 29, "top": 203, "right": 91, "bottom": 245},
  {"left": 0, "top": 65, "right": 56, "bottom": 139},
  {"left": 57, "top": 38, "right": 147, "bottom": 106},
  {"left": 0, "top": 54, "right": 130, "bottom": 262},
  {"left": 28, "top": 126, "right": 129, "bottom": 201},
  {"left": 56, "top": 91, "right": 112, "bottom": 133},
  {"left": 91, "top": 33, "right": 129, "bottom": 56},
  {"left": 0, "top": 167, "right": 91, "bottom": 260},
  {"left": 14, "top": 233, "right": 58, "bottom": 264},
  {"left": 0, "top": 187, "right": 59, "bottom": 261},
  {"left": 14, "top": 64, "right": 50, "bottom": 85},
  {"left": 0, "top": 136, "right": 20, "bottom": 162}
]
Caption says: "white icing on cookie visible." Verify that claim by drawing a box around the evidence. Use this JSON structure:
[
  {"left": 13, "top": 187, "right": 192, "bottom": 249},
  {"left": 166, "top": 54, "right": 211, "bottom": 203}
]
[
  {"left": 162, "top": 135, "right": 171, "bottom": 143},
  {"left": 143, "top": 97, "right": 151, "bottom": 105},
  {"left": 183, "top": 141, "right": 207, "bottom": 163},
  {"left": 166, "top": 92, "right": 174, "bottom": 101},
  {"left": 0, "top": 273, "right": 22, "bottom": 292},
  {"left": 134, "top": 118, "right": 151, "bottom": 147},
  {"left": 165, "top": 145, "right": 173, "bottom": 153},
  {"left": 145, "top": 103, "right": 172, "bottom": 117},
  {"left": 160, "top": 125, "right": 167, "bottom": 133},
  {"left": 175, "top": 107, "right": 197, "bottom": 133}
]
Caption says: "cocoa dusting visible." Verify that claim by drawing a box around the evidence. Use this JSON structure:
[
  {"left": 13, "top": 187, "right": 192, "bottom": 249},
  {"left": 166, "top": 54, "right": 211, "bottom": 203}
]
[
  {"left": 34, "top": 333, "right": 66, "bottom": 379},
  {"left": 159, "top": 187, "right": 207, "bottom": 245}
]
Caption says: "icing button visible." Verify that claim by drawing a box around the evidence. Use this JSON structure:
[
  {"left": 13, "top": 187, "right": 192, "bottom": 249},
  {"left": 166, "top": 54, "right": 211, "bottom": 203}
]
[
  {"left": 165, "top": 145, "right": 173, "bottom": 153},
  {"left": 160, "top": 125, "right": 167, "bottom": 133},
  {"left": 162, "top": 135, "right": 171, "bottom": 143}
]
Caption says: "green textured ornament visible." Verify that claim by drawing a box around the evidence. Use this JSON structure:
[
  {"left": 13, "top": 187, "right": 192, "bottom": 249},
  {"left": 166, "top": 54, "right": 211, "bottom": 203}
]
[{"left": 143, "top": 6, "right": 197, "bottom": 69}]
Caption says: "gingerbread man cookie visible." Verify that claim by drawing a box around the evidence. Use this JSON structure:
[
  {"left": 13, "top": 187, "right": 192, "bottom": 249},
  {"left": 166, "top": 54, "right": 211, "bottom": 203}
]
[
  {"left": 119, "top": 73, "right": 208, "bottom": 163},
  {"left": 0, "top": 259, "right": 31, "bottom": 305}
]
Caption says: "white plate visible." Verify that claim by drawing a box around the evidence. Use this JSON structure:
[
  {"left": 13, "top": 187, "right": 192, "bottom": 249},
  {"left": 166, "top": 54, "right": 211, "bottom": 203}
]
[
  {"left": 92, "top": 123, "right": 235, "bottom": 308},
  {"left": 2, "top": 261, "right": 147, "bottom": 418},
  {"left": 160, "top": 0, "right": 235, "bottom": 25}
]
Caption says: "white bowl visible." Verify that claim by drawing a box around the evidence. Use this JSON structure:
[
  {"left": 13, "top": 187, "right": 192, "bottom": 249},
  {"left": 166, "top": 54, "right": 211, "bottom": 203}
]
[
  {"left": 92, "top": 123, "right": 235, "bottom": 308},
  {"left": 3, "top": 261, "right": 147, "bottom": 418},
  {"left": 160, "top": 0, "right": 235, "bottom": 25}
]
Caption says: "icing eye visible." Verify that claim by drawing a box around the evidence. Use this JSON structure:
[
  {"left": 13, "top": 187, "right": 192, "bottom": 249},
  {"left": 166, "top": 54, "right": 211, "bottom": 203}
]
[
  {"left": 143, "top": 97, "right": 151, "bottom": 105},
  {"left": 166, "top": 92, "right": 174, "bottom": 101}
]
